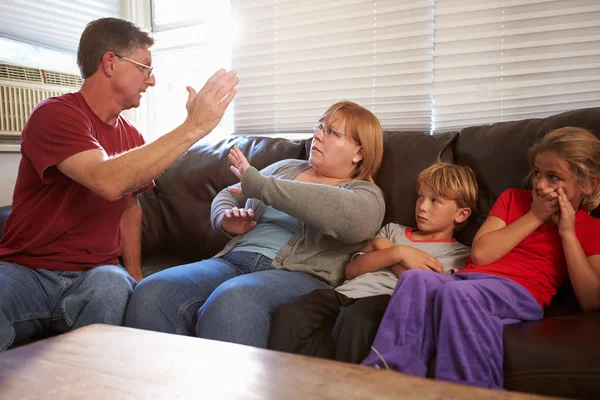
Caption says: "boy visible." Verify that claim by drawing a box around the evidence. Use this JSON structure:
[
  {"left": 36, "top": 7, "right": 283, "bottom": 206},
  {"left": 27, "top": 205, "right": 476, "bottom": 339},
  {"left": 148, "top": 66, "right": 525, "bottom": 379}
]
[{"left": 267, "top": 162, "right": 478, "bottom": 363}]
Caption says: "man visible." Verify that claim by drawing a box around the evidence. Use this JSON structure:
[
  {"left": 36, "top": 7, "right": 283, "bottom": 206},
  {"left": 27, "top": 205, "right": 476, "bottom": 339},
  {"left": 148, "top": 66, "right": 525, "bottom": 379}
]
[{"left": 0, "top": 17, "right": 238, "bottom": 351}]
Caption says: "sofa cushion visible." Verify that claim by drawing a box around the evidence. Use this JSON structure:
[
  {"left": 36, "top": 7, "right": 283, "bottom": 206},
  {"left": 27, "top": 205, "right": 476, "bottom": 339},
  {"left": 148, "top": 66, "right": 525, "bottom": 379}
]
[
  {"left": 0, "top": 205, "right": 10, "bottom": 240},
  {"left": 141, "top": 136, "right": 308, "bottom": 263},
  {"left": 141, "top": 253, "right": 187, "bottom": 278},
  {"left": 140, "top": 189, "right": 166, "bottom": 256},
  {"left": 503, "top": 311, "right": 600, "bottom": 398},
  {"left": 141, "top": 131, "right": 459, "bottom": 264},
  {"left": 375, "top": 131, "right": 457, "bottom": 227},
  {"left": 454, "top": 107, "right": 600, "bottom": 246}
]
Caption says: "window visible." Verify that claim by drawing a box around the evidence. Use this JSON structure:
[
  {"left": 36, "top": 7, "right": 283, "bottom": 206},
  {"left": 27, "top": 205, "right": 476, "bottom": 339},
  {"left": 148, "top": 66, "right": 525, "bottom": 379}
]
[
  {"left": 0, "top": 0, "right": 120, "bottom": 55},
  {"left": 230, "top": 0, "right": 435, "bottom": 135},
  {"left": 230, "top": 0, "right": 600, "bottom": 135},
  {"left": 433, "top": 0, "right": 600, "bottom": 131},
  {"left": 0, "top": 0, "right": 120, "bottom": 147},
  {"left": 0, "top": 38, "right": 79, "bottom": 75},
  {"left": 144, "top": 0, "right": 234, "bottom": 142}
]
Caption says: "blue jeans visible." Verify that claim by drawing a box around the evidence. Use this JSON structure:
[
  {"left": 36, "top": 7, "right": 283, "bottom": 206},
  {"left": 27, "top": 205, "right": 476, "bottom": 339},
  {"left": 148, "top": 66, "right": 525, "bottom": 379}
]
[
  {"left": 125, "top": 251, "right": 329, "bottom": 348},
  {"left": 0, "top": 261, "right": 136, "bottom": 351}
]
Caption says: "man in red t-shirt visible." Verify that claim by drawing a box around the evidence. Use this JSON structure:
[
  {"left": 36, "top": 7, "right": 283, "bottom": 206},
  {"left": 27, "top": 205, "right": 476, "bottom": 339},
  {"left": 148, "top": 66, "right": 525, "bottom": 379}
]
[{"left": 0, "top": 17, "right": 239, "bottom": 351}]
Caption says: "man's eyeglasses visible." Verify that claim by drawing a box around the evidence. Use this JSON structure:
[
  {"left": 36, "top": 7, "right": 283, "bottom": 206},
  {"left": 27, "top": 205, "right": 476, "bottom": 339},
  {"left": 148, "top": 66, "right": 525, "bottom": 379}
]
[
  {"left": 114, "top": 53, "right": 153, "bottom": 79},
  {"left": 312, "top": 121, "right": 349, "bottom": 140}
]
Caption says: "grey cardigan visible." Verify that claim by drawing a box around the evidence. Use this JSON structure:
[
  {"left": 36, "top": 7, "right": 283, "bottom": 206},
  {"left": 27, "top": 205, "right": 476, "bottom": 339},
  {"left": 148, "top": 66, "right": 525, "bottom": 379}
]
[{"left": 210, "top": 159, "right": 385, "bottom": 287}]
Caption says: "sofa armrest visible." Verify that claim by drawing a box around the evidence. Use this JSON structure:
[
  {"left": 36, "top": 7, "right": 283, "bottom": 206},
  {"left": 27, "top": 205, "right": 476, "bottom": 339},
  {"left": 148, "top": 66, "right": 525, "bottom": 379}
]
[
  {"left": 503, "top": 311, "right": 600, "bottom": 398},
  {"left": 0, "top": 205, "right": 11, "bottom": 240}
]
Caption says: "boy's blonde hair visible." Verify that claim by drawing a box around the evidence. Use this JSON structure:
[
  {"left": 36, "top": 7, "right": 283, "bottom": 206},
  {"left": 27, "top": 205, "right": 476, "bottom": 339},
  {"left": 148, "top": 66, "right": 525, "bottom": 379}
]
[
  {"left": 417, "top": 162, "right": 479, "bottom": 231},
  {"left": 319, "top": 101, "right": 384, "bottom": 184},
  {"left": 527, "top": 126, "right": 600, "bottom": 212}
]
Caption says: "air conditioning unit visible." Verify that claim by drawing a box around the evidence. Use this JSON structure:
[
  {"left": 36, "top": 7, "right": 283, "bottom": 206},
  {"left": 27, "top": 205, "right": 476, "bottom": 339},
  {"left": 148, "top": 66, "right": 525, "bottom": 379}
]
[{"left": 0, "top": 63, "right": 82, "bottom": 139}]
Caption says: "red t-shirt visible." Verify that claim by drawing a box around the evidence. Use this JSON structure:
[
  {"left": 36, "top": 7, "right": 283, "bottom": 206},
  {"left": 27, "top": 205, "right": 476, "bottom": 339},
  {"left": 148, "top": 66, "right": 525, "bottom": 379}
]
[
  {"left": 460, "top": 188, "right": 600, "bottom": 308},
  {"left": 0, "top": 92, "right": 154, "bottom": 271}
]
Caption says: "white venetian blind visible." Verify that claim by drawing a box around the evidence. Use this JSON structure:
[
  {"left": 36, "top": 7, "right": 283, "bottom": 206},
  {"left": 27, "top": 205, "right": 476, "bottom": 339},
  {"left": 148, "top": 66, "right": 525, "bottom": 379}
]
[
  {"left": 231, "top": 0, "right": 434, "bottom": 135},
  {"left": 0, "top": 0, "right": 120, "bottom": 55},
  {"left": 433, "top": 0, "right": 600, "bottom": 131}
]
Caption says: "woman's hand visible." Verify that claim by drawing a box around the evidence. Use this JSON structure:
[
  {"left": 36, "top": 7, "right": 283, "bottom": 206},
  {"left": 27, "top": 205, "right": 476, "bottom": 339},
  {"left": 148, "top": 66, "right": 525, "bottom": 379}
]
[
  {"left": 394, "top": 245, "right": 443, "bottom": 273},
  {"left": 229, "top": 145, "right": 251, "bottom": 181},
  {"left": 220, "top": 207, "right": 257, "bottom": 235},
  {"left": 228, "top": 186, "right": 244, "bottom": 196},
  {"left": 530, "top": 187, "right": 559, "bottom": 223},
  {"left": 556, "top": 187, "right": 576, "bottom": 237}
]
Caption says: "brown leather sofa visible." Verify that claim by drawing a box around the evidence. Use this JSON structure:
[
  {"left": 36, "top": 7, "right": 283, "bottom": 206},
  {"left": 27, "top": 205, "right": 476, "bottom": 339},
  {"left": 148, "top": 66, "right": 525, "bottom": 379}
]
[{"left": 1, "top": 107, "right": 599, "bottom": 398}]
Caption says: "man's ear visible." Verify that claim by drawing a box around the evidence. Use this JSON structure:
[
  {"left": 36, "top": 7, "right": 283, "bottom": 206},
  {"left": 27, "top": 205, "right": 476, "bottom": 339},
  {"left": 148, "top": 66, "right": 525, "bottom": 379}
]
[
  {"left": 101, "top": 52, "right": 116, "bottom": 77},
  {"left": 455, "top": 207, "right": 472, "bottom": 225}
]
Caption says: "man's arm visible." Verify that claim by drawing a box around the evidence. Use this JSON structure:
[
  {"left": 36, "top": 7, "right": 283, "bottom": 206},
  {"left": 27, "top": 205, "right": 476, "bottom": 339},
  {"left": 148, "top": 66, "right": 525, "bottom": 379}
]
[
  {"left": 57, "top": 69, "right": 238, "bottom": 201},
  {"left": 120, "top": 195, "right": 143, "bottom": 281}
]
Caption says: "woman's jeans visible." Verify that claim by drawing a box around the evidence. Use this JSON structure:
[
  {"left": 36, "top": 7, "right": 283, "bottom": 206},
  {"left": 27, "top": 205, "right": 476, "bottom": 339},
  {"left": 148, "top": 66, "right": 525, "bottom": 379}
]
[
  {"left": 0, "top": 261, "right": 136, "bottom": 351},
  {"left": 125, "top": 251, "right": 329, "bottom": 348}
]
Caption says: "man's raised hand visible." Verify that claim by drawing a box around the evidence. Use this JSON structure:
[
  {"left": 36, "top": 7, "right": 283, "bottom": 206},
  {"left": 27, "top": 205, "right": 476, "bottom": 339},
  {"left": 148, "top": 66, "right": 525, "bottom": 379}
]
[{"left": 185, "top": 69, "right": 239, "bottom": 139}]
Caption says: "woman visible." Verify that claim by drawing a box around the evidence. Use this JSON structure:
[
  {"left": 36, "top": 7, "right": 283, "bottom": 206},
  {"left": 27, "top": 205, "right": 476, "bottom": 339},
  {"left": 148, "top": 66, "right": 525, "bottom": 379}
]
[{"left": 125, "top": 101, "right": 386, "bottom": 348}]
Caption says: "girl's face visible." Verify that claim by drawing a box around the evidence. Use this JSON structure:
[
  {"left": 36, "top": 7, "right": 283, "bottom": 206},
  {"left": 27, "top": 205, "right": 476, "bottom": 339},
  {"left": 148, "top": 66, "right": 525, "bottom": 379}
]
[{"left": 532, "top": 151, "right": 592, "bottom": 211}]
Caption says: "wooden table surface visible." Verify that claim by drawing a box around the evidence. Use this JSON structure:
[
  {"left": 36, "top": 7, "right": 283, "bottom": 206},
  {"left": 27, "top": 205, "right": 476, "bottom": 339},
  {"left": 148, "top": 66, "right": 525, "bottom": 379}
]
[{"left": 0, "top": 324, "right": 557, "bottom": 400}]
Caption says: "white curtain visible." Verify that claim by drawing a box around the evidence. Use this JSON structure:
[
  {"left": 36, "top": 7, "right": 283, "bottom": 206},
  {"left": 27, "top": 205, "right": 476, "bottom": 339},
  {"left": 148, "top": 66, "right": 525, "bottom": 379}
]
[
  {"left": 230, "top": 0, "right": 435, "bottom": 134},
  {"left": 0, "top": 0, "right": 120, "bottom": 55},
  {"left": 142, "top": 1, "right": 233, "bottom": 142},
  {"left": 433, "top": 0, "right": 600, "bottom": 131}
]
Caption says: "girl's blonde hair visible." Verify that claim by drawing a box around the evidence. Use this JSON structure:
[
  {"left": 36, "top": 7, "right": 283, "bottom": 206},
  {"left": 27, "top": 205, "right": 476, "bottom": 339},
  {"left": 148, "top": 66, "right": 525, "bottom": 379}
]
[
  {"left": 417, "top": 162, "right": 479, "bottom": 232},
  {"left": 527, "top": 127, "right": 600, "bottom": 212},
  {"left": 319, "top": 101, "right": 384, "bottom": 183}
]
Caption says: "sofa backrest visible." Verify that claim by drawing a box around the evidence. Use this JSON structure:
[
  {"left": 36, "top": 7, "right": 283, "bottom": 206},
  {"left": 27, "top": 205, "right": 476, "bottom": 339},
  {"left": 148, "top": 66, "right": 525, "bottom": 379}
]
[
  {"left": 140, "top": 107, "right": 600, "bottom": 263},
  {"left": 0, "top": 205, "right": 11, "bottom": 240},
  {"left": 140, "top": 131, "right": 459, "bottom": 262},
  {"left": 454, "top": 107, "right": 600, "bottom": 246},
  {"left": 374, "top": 131, "right": 457, "bottom": 228},
  {"left": 141, "top": 136, "right": 308, "bottom": 262}
]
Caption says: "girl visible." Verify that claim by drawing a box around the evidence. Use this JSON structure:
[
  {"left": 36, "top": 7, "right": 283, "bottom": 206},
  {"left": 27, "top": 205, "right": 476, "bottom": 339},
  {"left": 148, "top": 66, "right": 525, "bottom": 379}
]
[{"left": 361, "top": 126, "right": 600, "bottom": 389}]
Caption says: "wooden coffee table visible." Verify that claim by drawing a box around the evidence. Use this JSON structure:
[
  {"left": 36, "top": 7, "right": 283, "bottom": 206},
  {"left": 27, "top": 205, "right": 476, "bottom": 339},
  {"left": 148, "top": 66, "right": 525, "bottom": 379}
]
[{"left": 0, "top": 324, "right": 556, "bottom": 399}]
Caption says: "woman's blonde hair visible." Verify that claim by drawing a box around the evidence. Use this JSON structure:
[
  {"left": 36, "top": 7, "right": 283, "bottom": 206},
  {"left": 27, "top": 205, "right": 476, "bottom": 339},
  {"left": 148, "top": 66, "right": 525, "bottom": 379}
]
[
  {"left": 527, "top": 127, "right": 600, "bottom": 212},
  {"left": 319, "top": 101, "right": 384, "bottom": 183},
  {"left": 417, "top": 162, "right": 479, "bottom": 232}
]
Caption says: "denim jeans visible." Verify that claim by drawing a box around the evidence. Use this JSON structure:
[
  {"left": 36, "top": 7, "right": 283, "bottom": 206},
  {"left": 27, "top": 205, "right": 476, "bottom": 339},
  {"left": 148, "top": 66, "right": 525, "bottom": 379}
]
[
  {"left": 0, "top": 261, "right": 136, "bottom": 351},
  {"left": 125, "top": 251, "right": 329, "bottom": 348}
]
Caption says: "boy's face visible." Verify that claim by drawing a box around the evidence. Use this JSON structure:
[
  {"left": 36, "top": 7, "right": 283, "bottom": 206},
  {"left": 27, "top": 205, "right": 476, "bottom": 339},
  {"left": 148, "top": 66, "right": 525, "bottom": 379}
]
[{"left": 415, "top": 186, "right": 469, "bottom": 238}]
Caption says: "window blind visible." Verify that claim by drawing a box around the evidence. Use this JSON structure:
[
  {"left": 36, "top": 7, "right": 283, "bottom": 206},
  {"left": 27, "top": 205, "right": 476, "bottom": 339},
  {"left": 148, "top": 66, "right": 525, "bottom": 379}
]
[
  {"left": 0, "top": 0, "right": 120, "bottom": 55},
  {"left": 230, "top": 0, "right": 435, "bottom": 135},
  {"left": 433, "top": 0, "right": 600, "bottom": 131}
]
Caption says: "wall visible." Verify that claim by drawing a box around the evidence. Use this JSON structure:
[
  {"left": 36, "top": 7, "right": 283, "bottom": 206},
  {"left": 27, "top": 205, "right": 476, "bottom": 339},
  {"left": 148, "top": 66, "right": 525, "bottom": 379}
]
[{"left": 0, "top": 151, "right": 20, "bottom": 206}]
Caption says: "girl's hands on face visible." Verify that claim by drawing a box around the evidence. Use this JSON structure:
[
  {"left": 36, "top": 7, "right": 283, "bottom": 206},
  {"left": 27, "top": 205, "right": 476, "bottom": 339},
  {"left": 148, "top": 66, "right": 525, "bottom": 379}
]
[
  {"left": 530, "top": 186, "right": 560, "bottom": 223},
  {"left": 556, "top": 187, "right": 576, "bottom": 237}
]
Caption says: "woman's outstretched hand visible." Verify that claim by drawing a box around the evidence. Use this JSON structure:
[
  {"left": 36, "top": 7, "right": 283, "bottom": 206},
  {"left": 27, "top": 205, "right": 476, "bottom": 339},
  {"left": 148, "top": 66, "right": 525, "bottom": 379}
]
[
  {"left": 229, "top": 145, "right": 251, "bottom": 181},
  {"left": 221, "top": 206, "right": 257, "bottom": 235}
]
